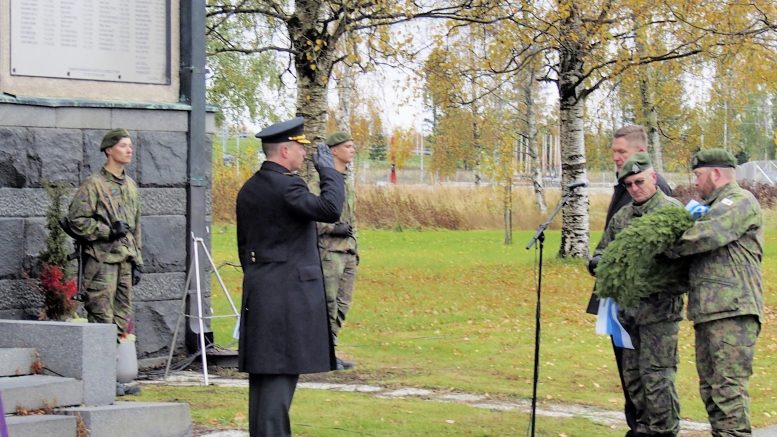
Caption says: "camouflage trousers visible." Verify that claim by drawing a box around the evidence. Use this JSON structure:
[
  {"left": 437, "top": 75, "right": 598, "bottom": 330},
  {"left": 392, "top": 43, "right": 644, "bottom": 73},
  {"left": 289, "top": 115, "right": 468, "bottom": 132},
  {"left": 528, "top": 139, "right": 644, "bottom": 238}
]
[
  {"left": 83, "top": 255, "right": 134, "bottom": 337},
  {"left": 695, "top": 316, "right": 760, "bottom": 437},
  {"left": 621, "top": 319, "right": 681, "bottom": 436},
  {"left": 321, "top": 250, "right": 357, "bottom": 343}
]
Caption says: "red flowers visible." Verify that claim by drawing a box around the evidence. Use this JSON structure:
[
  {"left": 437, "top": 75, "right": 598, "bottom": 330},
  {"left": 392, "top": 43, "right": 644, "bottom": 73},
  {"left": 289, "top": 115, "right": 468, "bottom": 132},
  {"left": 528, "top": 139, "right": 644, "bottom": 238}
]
[{"left": 38, "top": 263, "right": 78, "bottom": 320}]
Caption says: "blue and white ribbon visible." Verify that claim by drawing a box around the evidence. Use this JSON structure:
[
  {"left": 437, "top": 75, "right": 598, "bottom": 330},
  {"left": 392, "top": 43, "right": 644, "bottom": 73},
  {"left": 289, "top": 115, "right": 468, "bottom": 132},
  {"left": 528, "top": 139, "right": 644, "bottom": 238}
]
[{"left": 595, "top": 297, "right": 634, "bottom": 349}]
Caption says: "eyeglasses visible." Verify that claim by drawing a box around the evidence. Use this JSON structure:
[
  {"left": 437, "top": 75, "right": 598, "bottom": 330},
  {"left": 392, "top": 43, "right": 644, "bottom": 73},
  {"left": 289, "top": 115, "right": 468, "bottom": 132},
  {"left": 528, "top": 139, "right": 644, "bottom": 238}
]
[{"left": 624, "top": 178, "right": 646, "bottom": 189}]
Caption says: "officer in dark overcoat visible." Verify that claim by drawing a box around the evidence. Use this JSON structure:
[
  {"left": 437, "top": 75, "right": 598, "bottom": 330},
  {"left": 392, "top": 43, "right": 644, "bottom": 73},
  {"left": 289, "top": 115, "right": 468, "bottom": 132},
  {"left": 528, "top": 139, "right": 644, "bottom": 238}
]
[{"left": 235, "top": 117, "right": 345, "bottom": 437}]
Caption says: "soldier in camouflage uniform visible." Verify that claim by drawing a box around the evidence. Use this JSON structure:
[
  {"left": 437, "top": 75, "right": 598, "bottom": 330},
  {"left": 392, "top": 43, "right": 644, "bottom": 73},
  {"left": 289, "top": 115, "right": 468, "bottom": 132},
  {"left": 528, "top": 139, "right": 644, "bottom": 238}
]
[
  {"left": 594, "top": 153, "right": 684, "bottom": 437},
  {"left": 66, "top": 128, "right": 143, "bottom": 338},
  {"left": 666, "top": 148, "right": 763, "bottom": 436},
  {"left": 310, "top": 131, "right": 358, "bottom": 370}
]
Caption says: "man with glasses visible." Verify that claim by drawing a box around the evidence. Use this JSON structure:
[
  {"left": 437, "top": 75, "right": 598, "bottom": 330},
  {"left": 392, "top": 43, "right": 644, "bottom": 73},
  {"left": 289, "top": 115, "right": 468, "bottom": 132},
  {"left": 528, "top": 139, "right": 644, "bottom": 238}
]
[
  {"left": 586, "top": 125, "right": 672, "bottom": 435},
  {"left": 236, "top": 117, "right": 345, "bottom": 437},
  {"left": 593, "top": 153, "right": 685, "bottom": 437},
  {"left": 665, "top": 148, "right": 763, "bottom": 436}
]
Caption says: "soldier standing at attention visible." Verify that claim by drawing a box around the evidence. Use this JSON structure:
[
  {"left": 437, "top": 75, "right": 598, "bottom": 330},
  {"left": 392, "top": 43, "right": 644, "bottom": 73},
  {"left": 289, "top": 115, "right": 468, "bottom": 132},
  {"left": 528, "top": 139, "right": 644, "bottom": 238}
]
[
  {"left": 66, "top": 128, "right": 143, "bottom": 394},
  {"left": 586, "top": 125, "right": 672, "bottom": 436},
  {"left": 315, "top": 131, "right": 358, "bottom": 370},
  {"left": 666, "top": 148, "right": 763, "bottom": 436},
  {"left": 593, "top": 153, "right": 684, "bottom": 437},
  {"left": 236, "top": 117, "right": 344, "bottom": 437}
]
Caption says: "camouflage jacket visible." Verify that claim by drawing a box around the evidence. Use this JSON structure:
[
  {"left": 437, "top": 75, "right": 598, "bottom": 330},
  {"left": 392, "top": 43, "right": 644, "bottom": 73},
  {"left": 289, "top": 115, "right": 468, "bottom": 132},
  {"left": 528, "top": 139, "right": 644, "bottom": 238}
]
[
  {"left": 310, "top": 170, "right": 357, "bottom": 253},
  {"left": 67, "top": 167, "right": 143, "bottom": 265},
  {"left": 595, "top": 190, "right": 685, "bottom": 326},
  {"left": 666, "top": 182, "right": 763, "bottom": 324}
]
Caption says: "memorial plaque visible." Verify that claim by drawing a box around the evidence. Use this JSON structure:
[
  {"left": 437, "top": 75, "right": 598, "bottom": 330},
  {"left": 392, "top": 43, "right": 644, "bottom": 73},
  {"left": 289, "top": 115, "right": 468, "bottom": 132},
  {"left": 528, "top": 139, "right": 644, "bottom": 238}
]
[{"left": 10, "top": 0, "right": 171, "bottom": 85}]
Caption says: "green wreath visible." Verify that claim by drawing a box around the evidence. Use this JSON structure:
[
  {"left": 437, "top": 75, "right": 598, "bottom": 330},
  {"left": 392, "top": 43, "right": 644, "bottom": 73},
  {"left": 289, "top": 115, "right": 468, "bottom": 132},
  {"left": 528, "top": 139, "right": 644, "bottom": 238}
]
[{"left": 595, "top": 207, "right": 693, "bottom": 308}]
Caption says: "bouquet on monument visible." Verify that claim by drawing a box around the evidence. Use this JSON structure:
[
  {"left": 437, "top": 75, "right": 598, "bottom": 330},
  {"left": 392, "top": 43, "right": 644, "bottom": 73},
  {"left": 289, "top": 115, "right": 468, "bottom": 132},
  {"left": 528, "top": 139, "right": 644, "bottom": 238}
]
[
  {"left": 595, "top": 207, "right": 694, "bottom": 308},
  {"left": 38, "top": 263, "right": 78, "bottom": 321}
]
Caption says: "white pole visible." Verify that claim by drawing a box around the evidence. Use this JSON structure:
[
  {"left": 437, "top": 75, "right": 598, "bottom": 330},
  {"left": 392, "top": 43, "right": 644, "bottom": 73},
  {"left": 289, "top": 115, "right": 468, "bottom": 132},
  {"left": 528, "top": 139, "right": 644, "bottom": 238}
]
[{"left": 192, "top": 233, "right": 209, "bottom": 385}]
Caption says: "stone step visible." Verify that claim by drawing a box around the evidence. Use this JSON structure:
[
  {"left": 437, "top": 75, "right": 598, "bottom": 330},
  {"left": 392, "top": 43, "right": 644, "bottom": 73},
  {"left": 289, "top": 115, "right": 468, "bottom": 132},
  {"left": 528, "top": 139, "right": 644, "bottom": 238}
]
[
  {"left": 58, "top": 401, "right": 192, "bottom": 437},
  {"left": 5, "top": 414, "right": 77, "bottom": 437},
  {"left": 0, "top": 348, "right": 37, "bottom": 377},
  {"left": 0, "top": 375, "right": 83, "bottom": 414}
]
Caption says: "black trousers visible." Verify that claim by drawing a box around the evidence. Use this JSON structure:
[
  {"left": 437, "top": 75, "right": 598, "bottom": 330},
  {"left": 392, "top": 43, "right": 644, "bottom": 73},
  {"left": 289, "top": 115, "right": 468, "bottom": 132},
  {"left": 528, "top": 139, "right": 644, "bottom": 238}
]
[
  {"left": 249, "top": 373, "right": 299, "bottom": 437},
  {"left": 612, "top": 338, "right": 638, "bottom": 433}
]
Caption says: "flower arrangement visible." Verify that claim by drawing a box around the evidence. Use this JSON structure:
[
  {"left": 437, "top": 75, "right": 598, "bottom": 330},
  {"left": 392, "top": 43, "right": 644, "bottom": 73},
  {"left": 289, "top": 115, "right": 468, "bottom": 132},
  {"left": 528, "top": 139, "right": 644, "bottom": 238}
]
[
  {"left": 36, "top": 182, "right": 79, "bottom": 321},
  {"left": 119, "top": 319, "right": 136, "bottom": 343},
  {"left": 38, "top": 263, "right": 78, "bottom": 321}
]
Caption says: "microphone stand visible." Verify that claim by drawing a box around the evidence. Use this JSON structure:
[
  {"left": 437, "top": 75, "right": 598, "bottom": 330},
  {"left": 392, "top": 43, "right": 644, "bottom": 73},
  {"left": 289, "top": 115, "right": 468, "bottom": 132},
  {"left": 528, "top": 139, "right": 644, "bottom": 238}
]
[{"left": 524, "top": 186, "right": 579, "bottom": 437}]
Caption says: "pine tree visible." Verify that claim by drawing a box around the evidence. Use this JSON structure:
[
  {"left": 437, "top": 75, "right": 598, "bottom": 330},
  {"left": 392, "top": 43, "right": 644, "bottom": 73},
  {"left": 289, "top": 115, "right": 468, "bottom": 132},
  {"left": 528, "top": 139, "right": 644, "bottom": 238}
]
[{"left": 39, "top": 181, "right": 70, "bottom": 273}]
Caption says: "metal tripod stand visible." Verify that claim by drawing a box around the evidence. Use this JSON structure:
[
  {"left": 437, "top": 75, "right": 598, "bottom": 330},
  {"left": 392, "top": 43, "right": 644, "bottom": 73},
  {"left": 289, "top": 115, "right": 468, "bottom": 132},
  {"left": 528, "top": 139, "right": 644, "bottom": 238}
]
[{"left": 164, "top": 232, "right": 239, "bottom": 385}]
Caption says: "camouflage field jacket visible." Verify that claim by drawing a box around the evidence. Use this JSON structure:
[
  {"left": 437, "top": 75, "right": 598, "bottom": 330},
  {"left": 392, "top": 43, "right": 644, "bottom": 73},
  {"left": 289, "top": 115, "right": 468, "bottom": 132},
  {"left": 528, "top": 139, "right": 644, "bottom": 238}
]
[
  {"left": 66, "top": 167, "right": 143, "bottom": 265},
  {"left": 595, "top": 190, "right": 685, "bottom": 326},
  {"left": 310, "top": 170, "right": 357, "bottom": 253},
  {"left": 666, "top": 182, "right": 763, "bottom": 324}
]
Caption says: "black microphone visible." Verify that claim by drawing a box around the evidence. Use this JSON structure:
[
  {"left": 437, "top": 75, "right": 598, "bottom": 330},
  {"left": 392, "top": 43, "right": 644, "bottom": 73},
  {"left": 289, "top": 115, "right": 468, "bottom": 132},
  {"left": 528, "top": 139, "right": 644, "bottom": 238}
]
[{"left": 566, "top": 179, "right": 588, "bottom": 190}]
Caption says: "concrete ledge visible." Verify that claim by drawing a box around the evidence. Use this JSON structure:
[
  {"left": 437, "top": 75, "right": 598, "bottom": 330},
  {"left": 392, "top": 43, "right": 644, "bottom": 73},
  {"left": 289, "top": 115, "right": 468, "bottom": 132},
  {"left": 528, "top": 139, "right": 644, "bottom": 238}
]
[
  {"left": 0, "top": 375, "right": 83, "bottom": 413},
  {"left": 112, "top": 108, "right": 189, "bottom": 132},
  {"left": 55, "top": 107, "right": 112, "bottom": 129},
  {"left": 6, "top": 414, "right": 77, "bottom": 437},
  {"left": 0, "top": 104, "right": 56, "bottom": 128},
  {"left": 59, "top": 401, "right": 192, "bottom": 437},
  {"left": 0, "top": 348, "right": 36, "bottom": 376},
  {"left": 0, "top": 320, "right": 116, "bottom": 406}
]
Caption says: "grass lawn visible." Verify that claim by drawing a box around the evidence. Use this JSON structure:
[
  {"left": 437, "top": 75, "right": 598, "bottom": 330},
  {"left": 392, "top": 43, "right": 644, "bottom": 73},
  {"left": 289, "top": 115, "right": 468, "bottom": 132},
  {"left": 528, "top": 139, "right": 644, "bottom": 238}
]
[{"left": 164, "top": 225, "right": 777, "bottom": 433}]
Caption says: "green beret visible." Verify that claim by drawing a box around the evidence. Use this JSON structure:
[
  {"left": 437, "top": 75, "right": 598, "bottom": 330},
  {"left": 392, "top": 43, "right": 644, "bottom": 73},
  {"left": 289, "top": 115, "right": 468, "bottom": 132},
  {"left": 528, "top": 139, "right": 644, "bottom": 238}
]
[
  {"left": 618, "top": 152, "right": 653, "bottom": 183},
  {"left": 691, "top": 148, "right": 736, "bottom": 169},
  {"left": 100, "top": 128, "right": 130, "bottom": 151},
  {"left": 325, "top": 131, "right": 353, "bottom": 147}
]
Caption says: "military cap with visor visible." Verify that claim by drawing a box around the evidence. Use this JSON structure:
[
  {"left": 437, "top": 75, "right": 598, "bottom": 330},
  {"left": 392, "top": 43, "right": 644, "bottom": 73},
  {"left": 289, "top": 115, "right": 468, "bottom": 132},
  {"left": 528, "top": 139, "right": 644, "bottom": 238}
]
[
  {"left": 100, "top": 128, "right": 131, "bottom": 151},
  {"left": 255, "top": 116, "right": 310, "bottom": 144},
  {"left": 325, "top": 131, "right": 352, "bottom": 147},
  {"left": 618, "top": 152, "right": 653, "bottom": 183},
  {"left": 691, "top": 148, "right": 737, "bottom": 169}
]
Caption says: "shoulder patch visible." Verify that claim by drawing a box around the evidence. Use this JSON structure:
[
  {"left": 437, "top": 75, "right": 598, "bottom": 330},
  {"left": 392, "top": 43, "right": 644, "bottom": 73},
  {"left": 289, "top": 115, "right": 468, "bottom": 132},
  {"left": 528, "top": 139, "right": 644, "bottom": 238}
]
[{"left": 721, "top": 198, "right": 733, "bottom": 206}]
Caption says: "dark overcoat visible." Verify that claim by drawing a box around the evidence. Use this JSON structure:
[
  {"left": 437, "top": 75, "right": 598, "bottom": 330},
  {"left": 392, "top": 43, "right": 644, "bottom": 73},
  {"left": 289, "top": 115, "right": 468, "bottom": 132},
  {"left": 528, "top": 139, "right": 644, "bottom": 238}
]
[{"left": 236, "top": 160, "right": 345, "bottom": 374}]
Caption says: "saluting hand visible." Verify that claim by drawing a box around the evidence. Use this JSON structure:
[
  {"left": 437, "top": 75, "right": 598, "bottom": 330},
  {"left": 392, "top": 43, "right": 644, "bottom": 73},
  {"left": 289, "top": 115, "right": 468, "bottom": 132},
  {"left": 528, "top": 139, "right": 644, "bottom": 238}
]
[{"left": 312, "top": 143, "right": 335, "bottom": 172}]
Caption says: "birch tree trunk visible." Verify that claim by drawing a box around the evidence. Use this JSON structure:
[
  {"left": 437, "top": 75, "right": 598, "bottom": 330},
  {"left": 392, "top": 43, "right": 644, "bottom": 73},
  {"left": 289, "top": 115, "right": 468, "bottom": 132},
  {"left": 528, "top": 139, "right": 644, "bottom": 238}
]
[
  {"left": 557, "top": 5, "right": 590, "bottom": 258},
  {"left": 636, "top": 22, "right": 665, "bottom": 173},
  {"left": 287, "top": 0, "right": 337, "bottom": 180},
  {"left": 335, "top": 66, "right": 355, "bottom": 129},
  {"left": 523, "top": 64, "right": 547, "bottom": 213},
  {"left": 647, "top": 101, "right": 663, "bottom": 172}
]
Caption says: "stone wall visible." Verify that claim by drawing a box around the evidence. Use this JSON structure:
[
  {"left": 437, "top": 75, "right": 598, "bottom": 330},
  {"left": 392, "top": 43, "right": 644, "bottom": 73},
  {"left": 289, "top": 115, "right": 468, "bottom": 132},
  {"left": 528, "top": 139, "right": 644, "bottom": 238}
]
[{"left": 0, "top": 101, "right": 212, "bottom": 358}]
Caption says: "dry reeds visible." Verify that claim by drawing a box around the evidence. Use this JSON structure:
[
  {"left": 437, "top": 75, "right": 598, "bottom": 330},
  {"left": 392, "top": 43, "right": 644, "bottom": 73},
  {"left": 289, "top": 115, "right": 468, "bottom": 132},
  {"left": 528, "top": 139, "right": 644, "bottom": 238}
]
[
  {"left": 356, "top": 185, "right": 612, "bottom": 231},
  {"left": 211, "top": 164, "right": 614, "bottom": 231},
  {"left": 212, "top": 164, "right": 252, "bottom": 224}
]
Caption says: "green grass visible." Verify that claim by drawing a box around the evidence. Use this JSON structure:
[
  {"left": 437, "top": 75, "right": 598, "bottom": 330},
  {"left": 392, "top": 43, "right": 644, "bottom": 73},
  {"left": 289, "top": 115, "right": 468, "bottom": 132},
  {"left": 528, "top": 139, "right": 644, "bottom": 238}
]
[{"left": 200, "top": 226, "right": 777, "bottom": 432}]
